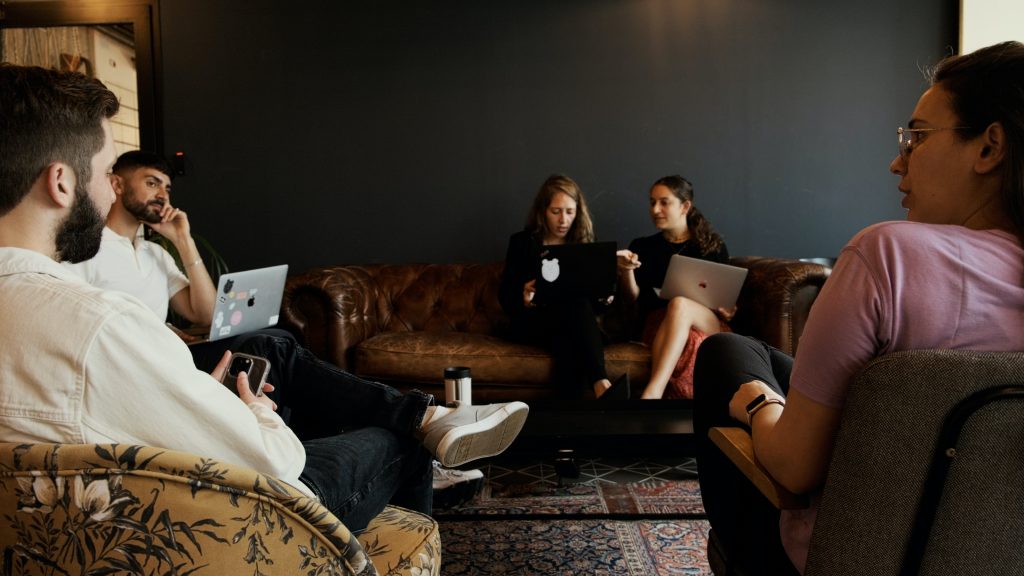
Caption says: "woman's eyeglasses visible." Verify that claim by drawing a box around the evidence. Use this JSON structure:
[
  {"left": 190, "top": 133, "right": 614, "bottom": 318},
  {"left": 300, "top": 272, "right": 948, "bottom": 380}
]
[{"left": 897, "top": 126, "right": 971, "bottom": 161}]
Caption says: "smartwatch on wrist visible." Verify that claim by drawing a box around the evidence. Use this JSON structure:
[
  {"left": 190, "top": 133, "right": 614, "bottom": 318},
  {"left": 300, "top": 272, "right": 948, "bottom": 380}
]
[{"left": 745, "top": 393, "right": 785, "bottom": 427}]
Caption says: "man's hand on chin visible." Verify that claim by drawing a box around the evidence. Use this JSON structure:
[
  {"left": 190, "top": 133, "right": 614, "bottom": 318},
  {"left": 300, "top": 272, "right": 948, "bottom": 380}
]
[{"left": 146, "top": 203, "right": 191, "bottom": 245}]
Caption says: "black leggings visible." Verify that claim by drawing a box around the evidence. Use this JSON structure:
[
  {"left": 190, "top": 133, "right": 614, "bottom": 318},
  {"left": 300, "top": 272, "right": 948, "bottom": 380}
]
[
  {"left": 512, "top": 297, "right": 607, "bottom": 396},
  {"left": 693, "top": 332, "right": 800, "bottom": 575}
]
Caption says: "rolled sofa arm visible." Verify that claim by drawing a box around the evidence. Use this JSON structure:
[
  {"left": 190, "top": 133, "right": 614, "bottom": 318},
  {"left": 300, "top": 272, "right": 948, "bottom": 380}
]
[
  {"left": 280, "top": 266, "right": 381, "bottom": 371},
  {"left": 730, "top": 257, "right": 831, "bottom": 356}
]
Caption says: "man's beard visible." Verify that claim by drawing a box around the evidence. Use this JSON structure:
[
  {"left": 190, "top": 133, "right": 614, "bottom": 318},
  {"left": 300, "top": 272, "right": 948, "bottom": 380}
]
[
  {"left": 55, "top": 184, "right": 107, "bottom": 264},
  {"left": 122, "top": 187, "right": 163, "bottom": 224}
]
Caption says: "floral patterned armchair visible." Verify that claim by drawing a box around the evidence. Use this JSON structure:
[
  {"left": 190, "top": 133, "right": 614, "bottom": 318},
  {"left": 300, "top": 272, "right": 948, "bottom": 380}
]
[{"left": 0, "top": 442, "right": 440, "bottom": 576}]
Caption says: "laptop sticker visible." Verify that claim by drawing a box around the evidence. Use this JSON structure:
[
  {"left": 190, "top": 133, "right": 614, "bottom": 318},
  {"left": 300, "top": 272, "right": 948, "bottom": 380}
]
[{"left": 541, "top": 258, "right": 560, "bottom": 282}]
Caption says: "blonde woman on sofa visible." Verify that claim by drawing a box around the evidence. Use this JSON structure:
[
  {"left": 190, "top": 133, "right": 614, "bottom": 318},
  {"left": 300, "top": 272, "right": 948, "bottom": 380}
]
[
  {"left": 693, "top": 41, "right": 1024, "bottom": 575},
  {"left": 499, "top": 174, "right": 630, "bottom": 399},
  {"left": 616, "top": 175, "right": 734, "bottom": 399}
]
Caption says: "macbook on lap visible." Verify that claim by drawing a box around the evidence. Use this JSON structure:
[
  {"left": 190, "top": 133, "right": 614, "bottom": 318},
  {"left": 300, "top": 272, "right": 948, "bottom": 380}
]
[
  {"left": 533, "top": 241, "right": 617, "bottom": 305},
  {"left": 657, "top": 255, "right": 748, "bottom": 310},
  {"left": 189, "top": 264, "right": 289, "bottom": 344}
]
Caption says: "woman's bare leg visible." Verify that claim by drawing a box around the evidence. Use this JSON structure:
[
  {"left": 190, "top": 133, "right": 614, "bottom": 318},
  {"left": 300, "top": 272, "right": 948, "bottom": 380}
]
[{"left": 641, "top": 297, "right": 723, "bottom": 399}]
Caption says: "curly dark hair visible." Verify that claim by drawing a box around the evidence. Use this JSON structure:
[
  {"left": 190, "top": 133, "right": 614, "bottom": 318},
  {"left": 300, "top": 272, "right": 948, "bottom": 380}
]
[{"left": 652, "top": 175, "right": 724, "bottom": 256}]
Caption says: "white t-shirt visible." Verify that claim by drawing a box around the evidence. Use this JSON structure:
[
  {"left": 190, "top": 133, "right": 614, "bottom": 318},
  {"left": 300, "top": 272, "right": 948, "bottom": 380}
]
[{"left": 66, "top": 226, "right": 189, "bottom": 320}]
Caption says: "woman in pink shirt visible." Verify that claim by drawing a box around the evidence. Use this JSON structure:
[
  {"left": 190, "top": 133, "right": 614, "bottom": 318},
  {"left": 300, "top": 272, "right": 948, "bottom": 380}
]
[{"left": 693, "top": 41, "right": 1024, "bottom": 575}]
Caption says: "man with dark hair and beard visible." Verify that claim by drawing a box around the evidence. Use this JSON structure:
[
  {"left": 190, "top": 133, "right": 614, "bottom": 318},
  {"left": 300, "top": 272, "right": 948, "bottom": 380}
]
[
  {"left": 2, "top": 63, "right": 528, "bottom": 532},
  {"left": 0, "top": 64, "right": 314, "bottom": 490},
  {"left": 0, "top": 69, "right": 116, "bottom": 264},
  {"left": 70, "top": 151, "right": 493, "bottom": 510},
  {"left": 69, "top": 150, "right": 216, "bottom": 328}
]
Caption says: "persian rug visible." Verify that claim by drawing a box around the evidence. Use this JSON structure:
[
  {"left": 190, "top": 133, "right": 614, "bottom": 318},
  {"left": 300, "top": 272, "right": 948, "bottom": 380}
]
[
  {"left": 439, "top": 518, "right": 712, "bottom": 575},
  {"left": 435, "top": 456, "right": 712, "bottom": 574},
  {"left": 435, "top": 477, "right": 705, "bottom": 518}
]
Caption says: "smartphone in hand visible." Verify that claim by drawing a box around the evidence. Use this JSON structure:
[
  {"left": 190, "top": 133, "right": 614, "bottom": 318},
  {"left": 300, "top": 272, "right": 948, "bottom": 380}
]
[{"left": 221, "top": 353, "right": 270, "bottom": 396}]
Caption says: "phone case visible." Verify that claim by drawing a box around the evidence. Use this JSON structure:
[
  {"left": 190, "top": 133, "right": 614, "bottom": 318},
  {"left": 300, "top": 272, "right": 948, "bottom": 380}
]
[{"left": 221, "top": 353, "right": 270, "bottom": 396}]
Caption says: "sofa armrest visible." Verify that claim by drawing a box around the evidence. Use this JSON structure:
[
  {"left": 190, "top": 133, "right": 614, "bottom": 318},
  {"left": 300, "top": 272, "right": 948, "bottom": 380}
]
[
  {"left": 280, "top": 266, "right": 382, "bottom": 371},
  {"left": 708, "top": 428, "right": 808, "bottom": 510},
  {"left": 730, "top": 257, "right": 831, "bottom": 356},
  {"left": 0, "top": 442, "right": 375, "bottom": 575}
]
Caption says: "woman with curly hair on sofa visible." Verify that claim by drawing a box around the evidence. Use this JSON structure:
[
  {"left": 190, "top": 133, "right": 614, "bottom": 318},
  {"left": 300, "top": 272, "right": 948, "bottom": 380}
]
[{"left": 617, "top": 175, "right": 734, "bottom": 399}]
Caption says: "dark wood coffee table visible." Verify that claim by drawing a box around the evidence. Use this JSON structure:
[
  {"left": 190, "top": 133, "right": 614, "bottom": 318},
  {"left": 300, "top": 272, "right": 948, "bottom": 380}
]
[{"left": 508, "top": 398, "right": 695, "bottom": 458}]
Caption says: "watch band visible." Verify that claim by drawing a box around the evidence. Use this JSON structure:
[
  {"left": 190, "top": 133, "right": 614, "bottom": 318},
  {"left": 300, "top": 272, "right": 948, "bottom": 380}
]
[{"left": 745, "top": 393, "right": 785, "bottom": 427}]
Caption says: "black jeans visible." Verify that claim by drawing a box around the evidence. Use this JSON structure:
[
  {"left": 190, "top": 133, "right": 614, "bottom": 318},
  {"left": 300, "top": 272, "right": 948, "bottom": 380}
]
[
  {"left": 693, "top": 332, "right": 800, "bottom": 575},
  {"left": 191, "top": 329, "right": 433, "bottom": 532}
]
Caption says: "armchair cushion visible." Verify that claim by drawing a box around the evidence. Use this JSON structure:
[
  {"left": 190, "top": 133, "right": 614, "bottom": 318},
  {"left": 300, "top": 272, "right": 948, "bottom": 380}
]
[{"left": 0, "top": 442, "right": 440, "bottom": 576}]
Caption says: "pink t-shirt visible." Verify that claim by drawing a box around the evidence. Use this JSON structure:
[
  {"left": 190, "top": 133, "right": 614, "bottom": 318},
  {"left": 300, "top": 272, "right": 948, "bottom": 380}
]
[{"left": 780, "top": 220, "right": 1024, "bottom": 572}]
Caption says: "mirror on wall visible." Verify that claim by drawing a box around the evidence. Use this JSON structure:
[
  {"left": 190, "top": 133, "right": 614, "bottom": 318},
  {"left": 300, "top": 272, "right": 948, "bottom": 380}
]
[
  {"left": 2, "top": 24, "right": 140, "bottom": 155},
  {"left": 0, "top": 0, "right": 161, "bottom": 152}
]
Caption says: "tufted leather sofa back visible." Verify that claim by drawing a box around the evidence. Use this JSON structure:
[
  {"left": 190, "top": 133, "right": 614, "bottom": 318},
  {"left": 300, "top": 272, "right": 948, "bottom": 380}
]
[
  {"left": 281, "top": 263, "right": 513, "bottom": 370},
  {"left": 363, "top": 263, "right": 508, "bottom": 334}
]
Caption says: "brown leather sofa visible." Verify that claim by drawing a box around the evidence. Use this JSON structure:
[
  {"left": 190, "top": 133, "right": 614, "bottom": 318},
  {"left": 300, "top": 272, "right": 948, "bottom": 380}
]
[{"left": 279, "top": 257, "right": 830, "bottom": 403}]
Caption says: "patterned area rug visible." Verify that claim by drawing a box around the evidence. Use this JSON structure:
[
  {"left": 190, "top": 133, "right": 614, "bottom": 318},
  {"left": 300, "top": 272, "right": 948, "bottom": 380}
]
[
  {"left": 435, "top": 456, "right": 705, "bottom": 518},
  {"left": 440, "top": 518, "right": 712, "bottom": 575},
  {"left": 436, "top": 477, "right": 705, "bottom": 518},
  {"left": 436, "top": 456, "right": 711, "bottom": 574}
]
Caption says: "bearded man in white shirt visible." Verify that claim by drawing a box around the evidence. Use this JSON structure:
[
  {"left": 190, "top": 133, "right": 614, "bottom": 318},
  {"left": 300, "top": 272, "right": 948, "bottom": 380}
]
[
  {"left": 71, "top": 150, "right": 215, "bottom": 332},
  {"left": 0, "top": 63, "right": 526, "bottom": 532},
  {"left": 71, "top": 150, "right": 491, "bottom": 509}
]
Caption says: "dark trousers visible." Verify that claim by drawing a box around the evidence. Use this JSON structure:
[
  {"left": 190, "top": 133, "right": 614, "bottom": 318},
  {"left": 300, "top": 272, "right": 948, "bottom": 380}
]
[
  {"left": 512, "top": 297, "right": 607, "bottom": 395},
  {"left": 191, "top": 329, "right": 433, "bottom": 532},
  {"left": 693, "top": 332, "right": 800, "bottom": 575}
]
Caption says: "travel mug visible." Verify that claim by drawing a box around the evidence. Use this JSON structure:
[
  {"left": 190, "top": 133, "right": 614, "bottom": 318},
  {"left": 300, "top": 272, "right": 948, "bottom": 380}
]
[{"left": 443, "top": 366, "right": 472, "bottom": 406}]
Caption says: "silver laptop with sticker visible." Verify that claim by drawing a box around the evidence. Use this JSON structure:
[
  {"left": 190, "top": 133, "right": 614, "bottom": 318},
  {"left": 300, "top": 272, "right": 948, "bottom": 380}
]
[
  {"left": 198, "top": 264, "right": 288, "bottom": 343},
  {"left": 657, "top": 255, "right": 747, "bottom": 310}
]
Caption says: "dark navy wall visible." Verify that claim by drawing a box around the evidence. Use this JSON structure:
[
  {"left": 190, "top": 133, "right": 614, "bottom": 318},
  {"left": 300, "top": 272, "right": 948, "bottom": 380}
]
[{"left": 158, "top": 0, "right": 957, "bottom": 272}]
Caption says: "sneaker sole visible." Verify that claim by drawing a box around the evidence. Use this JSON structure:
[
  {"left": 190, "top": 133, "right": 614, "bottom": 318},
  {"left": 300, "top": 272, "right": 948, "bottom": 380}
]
[{"left": 434, "top": 402, "right": 529, "bottom": 468}]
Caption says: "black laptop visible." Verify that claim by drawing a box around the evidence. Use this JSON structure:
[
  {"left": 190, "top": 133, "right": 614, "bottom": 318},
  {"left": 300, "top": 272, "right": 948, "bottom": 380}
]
[{"left": 533, "top": 241, "right": 617, "bottom": 305}]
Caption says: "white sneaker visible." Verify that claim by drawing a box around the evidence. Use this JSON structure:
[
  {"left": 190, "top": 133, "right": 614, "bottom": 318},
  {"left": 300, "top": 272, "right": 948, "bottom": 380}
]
[
  {"left": 420, "top": 401, "right": 529, "bottom": 467},
  {"left": 432, "top": 460, "right": 484, "bottom": 509}
]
